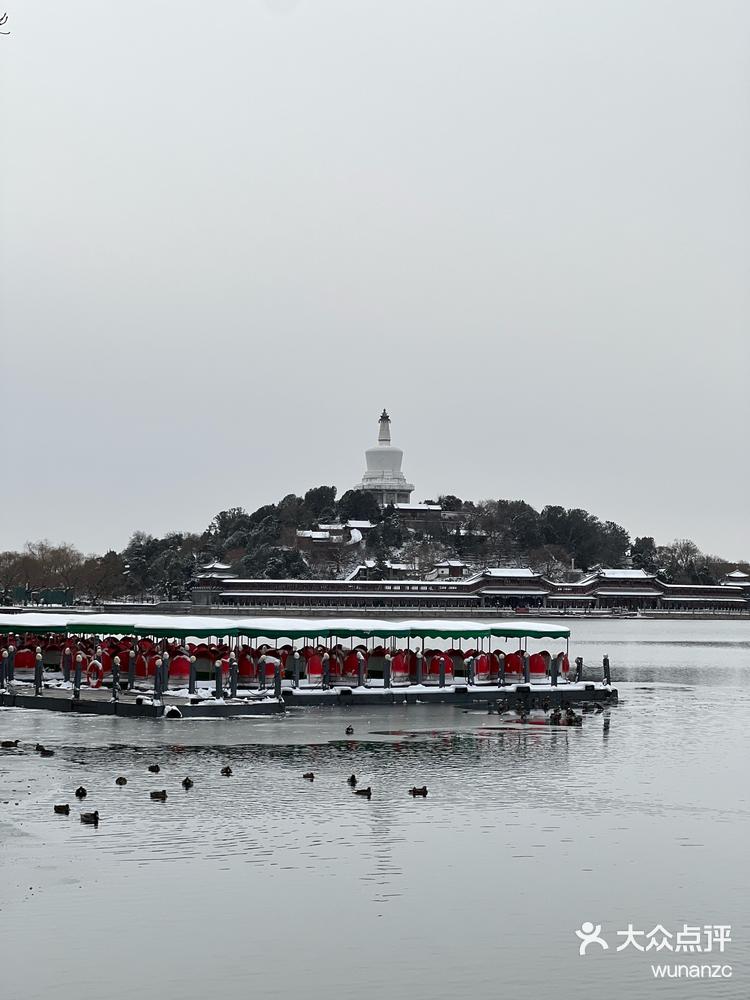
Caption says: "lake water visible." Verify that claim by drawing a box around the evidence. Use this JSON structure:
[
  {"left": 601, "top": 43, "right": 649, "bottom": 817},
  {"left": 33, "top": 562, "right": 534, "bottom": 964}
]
[{"left": 1, "top": 618, "right": 748, "bottom": 1000}]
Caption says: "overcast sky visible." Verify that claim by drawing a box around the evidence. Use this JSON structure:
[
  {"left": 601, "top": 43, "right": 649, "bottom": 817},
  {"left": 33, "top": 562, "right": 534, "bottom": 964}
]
[{"left": 1, "top": 1, "right": 748, "bottom": 559}]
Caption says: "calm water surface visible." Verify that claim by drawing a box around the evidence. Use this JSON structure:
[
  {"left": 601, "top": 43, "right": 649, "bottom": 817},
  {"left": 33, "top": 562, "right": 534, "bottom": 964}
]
[{"left": 1, "top": 618, "right": 748, "bottom": 1000}]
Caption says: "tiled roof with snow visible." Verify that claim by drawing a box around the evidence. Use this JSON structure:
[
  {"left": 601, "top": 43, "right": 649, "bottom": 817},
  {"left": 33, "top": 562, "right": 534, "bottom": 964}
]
[
  {"left": 483, "top": 567, "right": 538, "bottom": 578},
  {"left": 604, "top": 568, "right": 651, "bottom": 578},
  {"left": 395, "top": 503, "right": 442, "bottom": 512}
]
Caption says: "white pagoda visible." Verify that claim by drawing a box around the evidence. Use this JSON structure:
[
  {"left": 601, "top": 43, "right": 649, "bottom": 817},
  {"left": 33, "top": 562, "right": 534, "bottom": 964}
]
[{"left": 355, "top": 410, "right": 414, "bottom": 508}]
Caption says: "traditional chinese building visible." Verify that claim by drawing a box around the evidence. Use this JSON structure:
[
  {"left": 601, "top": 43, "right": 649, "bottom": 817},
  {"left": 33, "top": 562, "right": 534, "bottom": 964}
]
[
  {"left": 192, "top": 565, "right": 749, "bottom": 613},
  {"left": 721, "top": 568, "right": 750, "bottom": 592}
]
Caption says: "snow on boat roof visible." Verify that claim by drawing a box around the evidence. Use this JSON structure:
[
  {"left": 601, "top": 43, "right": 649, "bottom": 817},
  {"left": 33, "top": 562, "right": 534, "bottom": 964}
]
[
  {"left": 393, "top": 619, "right": 571, "bottom": 640},
  {"left": 0, "top": 612, "right": 71, "bottom": 633},
  {"left": 128, "top": 614, "right": 241, "bottom": 638},
  {"left": 0, "top": 612, "right": 570, "bottom": 641}
]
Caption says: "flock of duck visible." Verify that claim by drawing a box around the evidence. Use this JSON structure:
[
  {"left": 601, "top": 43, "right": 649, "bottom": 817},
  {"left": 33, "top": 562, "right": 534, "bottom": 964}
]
[
  {"left": 2, "top": 724, "right": 428, "bottom": 828},
  {"left": 497, "top": 703, "right": 603, "bottom": 725}
]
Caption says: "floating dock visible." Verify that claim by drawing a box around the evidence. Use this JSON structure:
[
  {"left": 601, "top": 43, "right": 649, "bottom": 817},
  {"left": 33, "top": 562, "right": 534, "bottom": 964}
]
[
  {"left": 0, "top": 685, "right": 284, "bottom": 719},
  {"left": 0, "top": 612, "right": 618, "bottom": 718},
  {"left": 0, "top": 678, "right": 616, "bottom": 718},
  {"left": 281, "top": 680, "right": 617, "bottom": 708}
]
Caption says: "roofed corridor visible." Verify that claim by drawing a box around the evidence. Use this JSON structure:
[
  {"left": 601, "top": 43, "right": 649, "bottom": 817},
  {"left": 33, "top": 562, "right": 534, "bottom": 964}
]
[{"left": 193, "top": 568, "right": 750, "bottom": 614}]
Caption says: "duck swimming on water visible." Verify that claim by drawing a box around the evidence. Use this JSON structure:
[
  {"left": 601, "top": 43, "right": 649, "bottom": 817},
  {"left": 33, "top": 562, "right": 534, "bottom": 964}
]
[
  {"left": 53, "top": 804, "right": 70, "bottom": 815},
  {"left": 345, "top": 726, "right": 354, "bottom": 736},
  {"left": 220, "top": 766, "right": 232, "bottom": 777},
  {"left": 181, "top": 777, "right": 194, "bottom": 790},
  {"left": 115, "top": 777, "right": 127, "bottom": 786},
  {"left": 80, "top": 811, "right": 99, "bottom": 826},
  {"left": 409, "top": 786, "right": 428, "bottom": 797},
  {"left": 354, "top": 786, "right": 372, "bottom": 799},
  {"left": 347, "top": 774, "right": 357, "bottom": 787},
  {"left": 0, "top": 739, "right": 19, "bottom": 748},
  {"left": 75, "top": 786, "right": 87, "bottom": 799},
  {"left": 148, "top": 764, "right": 160, "bottom": 774},
  {"left": 302, "top": 772, "right": 314, "bottom": 781},
  {"left": 150, "top": 790, "right": 167, "bottom": 801}
]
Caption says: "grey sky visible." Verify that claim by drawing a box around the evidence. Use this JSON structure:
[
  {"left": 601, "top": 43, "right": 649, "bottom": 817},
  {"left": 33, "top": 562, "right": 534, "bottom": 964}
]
[{"left": 2, "top": 1, "right": 748, "bottom": 559}]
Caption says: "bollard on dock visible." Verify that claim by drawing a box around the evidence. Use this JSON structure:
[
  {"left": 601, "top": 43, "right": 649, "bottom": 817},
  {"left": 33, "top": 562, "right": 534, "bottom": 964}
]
[
  {"left": 292, "top": 651, "right": 300, "bottom": 688},
  {"left": 258, "top": 655, "right": 267, "bottom": 691},
  {"left": 603, "top": 654, "right": 611, "bottom": 686},
  {"left": 73, "top": 653, "right": 83, "bottom": 700},
  {"left": 322, "top": 653, "right": 330, "bottom": 690},
  {"left": 575, "top": 656, "right": 584, "bottom": 683},
  {"left": 274, "top": 660, "right": 282, "bottom": 700},
  {"left": 522, "top": 653, "right": 530, "bottom": 685},
  {"left": 229, "top": 654, "right": 238, "bottom": 699},
  {"left": 153, "top": 658, "right": 164, "bottom": 701},
  {"left": 112, "top": 655, "right": 120, "bottom": 701},
  {"left": 498, "top": 651, "right": 506, "bottom": 687},
  {"left": 214, "top": 659, "right": 223, "bottom": 699},
  {"left": 62, "top": 647, "right": 71, "bottom": 683},
  {"left": 438, "top": 654, "right": 446, "bottom": 688},
  {"left": 34, "top": 651, "right": 43, "bottom": 696},
  {"left": 551, "top": 653, "right": 561, "bottom": 687},
  {"left": 356, "top": 650, "right": 365, "bottom": 688},
  {"left": 415, "top": 650, "right": 423, "bottom": 686},
  {"left": 128, "top": 649, "right": 136, "bottom": 690},
  {"left": 189, "top": 655, "right": 197, "bottom": 695}
]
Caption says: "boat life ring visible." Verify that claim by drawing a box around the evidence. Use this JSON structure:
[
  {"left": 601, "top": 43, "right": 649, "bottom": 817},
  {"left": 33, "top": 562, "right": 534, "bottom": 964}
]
[{"left": 87, "top": 660, "right": 104, "bottom": 688}]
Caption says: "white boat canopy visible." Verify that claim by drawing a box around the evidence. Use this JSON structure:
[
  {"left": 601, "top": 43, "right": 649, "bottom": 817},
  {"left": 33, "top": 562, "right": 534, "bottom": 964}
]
[{"left": 0, "top": 612, "right": 570, "bottom": 642}]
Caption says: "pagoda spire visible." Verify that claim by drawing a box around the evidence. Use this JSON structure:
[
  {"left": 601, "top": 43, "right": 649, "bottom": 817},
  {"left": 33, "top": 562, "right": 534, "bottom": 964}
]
[{"left": 378, "top": 409, "right": 391, "bottom": 445}]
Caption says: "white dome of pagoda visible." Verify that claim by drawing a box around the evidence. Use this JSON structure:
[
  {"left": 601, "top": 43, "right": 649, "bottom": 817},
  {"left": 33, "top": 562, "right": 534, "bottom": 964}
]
[{"left": 355, "top": 410, "right": 414, "bottom": 507}]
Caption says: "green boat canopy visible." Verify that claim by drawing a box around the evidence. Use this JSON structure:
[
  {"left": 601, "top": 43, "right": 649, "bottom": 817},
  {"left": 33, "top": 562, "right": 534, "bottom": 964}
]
[
  {"left": 0, "top": 613, "right": 70, "bottom": 634},
  {"left": 0, "top": 612, "right": 570, "bottom": 643}
]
